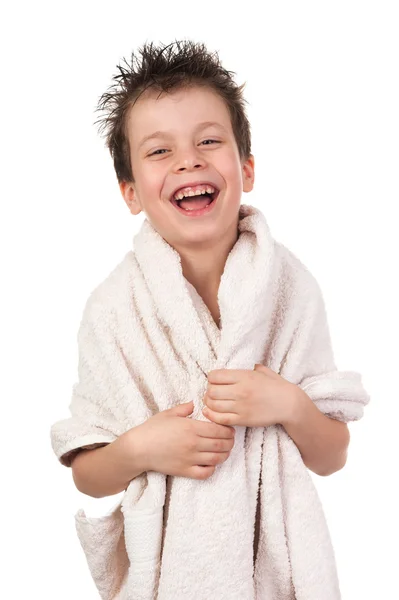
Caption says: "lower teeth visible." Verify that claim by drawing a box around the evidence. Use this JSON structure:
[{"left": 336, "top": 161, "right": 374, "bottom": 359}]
[
  {"left": 178, "top": 195, "right": 214, "bottom": 211},
  {"left": 182, "top": 201, "right": 212, "bottom": 211}
]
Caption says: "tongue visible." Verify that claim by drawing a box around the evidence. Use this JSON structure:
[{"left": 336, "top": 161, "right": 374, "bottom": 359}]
[{"left": 179, "top": 195, "right": 212, "bottom": 210}]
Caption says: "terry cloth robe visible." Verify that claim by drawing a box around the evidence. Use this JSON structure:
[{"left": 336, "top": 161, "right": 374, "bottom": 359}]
[{"left": 50, "top": 203, "right": 370, "bottom": 600}]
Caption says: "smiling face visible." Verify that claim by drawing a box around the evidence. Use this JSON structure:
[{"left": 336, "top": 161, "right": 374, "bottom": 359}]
[{"left": 119, "top": 85, "right": 255, "bottom": 254}]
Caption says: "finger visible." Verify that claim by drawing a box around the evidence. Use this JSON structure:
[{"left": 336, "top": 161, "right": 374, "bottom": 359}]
[
  {"left": 202, "top": 406, "right": 236, "bottom": 426},
  {"left": 206, "top": 383, "right": 240, "bottom": 400},
  {"left": 207, "top": 369, "right": 249, "bottom": 384},
  {"left": 197, "top": 421, "right": 235, "bottom": 438},
  {"left": 254, "top": 363, "right": 280, "bottom": 379},
  {"left": 196, "top": 437, "right": 234, "bottom": 453},
  {"left": 205, "top": 398, "right": 237, "bottom": 413}
]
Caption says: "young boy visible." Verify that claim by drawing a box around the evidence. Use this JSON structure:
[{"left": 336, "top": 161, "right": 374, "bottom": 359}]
[{"left": 50, "top": 39, "right": 369, "bottom": 598}]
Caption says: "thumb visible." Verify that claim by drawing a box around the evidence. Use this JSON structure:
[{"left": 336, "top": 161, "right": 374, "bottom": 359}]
[
  {"left": 168, "top": 400, "right": 194, "bottom": 417},
  {"left": 254, "top": 363, "right": 270, "bottom": 375},
  {"left": 254, "top": 363, "right": 279, "bottom": 379}
]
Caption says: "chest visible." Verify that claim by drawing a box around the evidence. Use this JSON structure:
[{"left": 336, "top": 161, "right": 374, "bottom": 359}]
[{"left": 201, "top": 293, "right": 221, "bottom": 330}]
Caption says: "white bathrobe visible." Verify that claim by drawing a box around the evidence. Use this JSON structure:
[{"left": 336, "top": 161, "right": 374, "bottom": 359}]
[{"left": 50, "top": 203, "right": 370, "bottom": 600}]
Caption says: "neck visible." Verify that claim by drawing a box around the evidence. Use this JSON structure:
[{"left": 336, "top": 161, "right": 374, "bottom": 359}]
[{"left": 180, "top": 225, "right": 239, "bottom": 296}]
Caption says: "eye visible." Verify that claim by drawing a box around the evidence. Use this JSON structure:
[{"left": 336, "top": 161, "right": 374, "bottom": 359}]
[
  {"left": 149, "top": 148, "right": 168, "bottom": 156},
  {"left": 148, "top": 140, "right": 220, "bottom": 157},
  {"left": 201, "top": 139, "right": 220, "bottom": 146}
]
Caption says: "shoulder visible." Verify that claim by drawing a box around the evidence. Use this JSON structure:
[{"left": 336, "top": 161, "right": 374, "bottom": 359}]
[
  {"left": 274, "top": 241, "right": 323, "bottom": 307},
  {"left": 80, "top": 250, "right": 136, "bottom": 328}
]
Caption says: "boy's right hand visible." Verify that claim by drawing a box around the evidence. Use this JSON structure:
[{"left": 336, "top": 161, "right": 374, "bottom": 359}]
[{"left": 134, "top": 401, "right": 236, "bottom": 480}]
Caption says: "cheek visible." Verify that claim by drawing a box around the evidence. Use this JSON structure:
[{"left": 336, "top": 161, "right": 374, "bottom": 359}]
[
  {"left": 140, "top": 164, "right": 166, "bottom": 197},
  {"left": 218, "top": 150, "right": 244, "bottom": 182}
]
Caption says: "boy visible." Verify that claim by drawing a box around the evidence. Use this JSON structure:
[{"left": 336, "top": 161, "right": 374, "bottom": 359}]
[{"left": 50, "top": 39, "right": 369, "bottom": 599}]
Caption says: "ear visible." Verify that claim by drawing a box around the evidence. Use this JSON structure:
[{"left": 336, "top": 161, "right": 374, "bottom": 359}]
[
  {"left": 242, "top": 154, "right": 255, "bottom": 193},
  {"left": 119, "top": 181, "right": 142, "bottom": 216}
]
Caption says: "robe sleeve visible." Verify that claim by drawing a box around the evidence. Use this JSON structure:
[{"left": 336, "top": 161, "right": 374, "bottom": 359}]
[
  {"left": 50, "top": 298, "right": 124, "bottom": 467},
  {"left": 280, "top": 268, "right": 370, "bottom": 423}
]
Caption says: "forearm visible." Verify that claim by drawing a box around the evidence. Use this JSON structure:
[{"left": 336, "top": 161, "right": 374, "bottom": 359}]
[
  {"left": 281, "top": 386, "right": 350, "bottom": 476},
  {"left": 72, "top": 427, "right": 148, "bottom": 498}
]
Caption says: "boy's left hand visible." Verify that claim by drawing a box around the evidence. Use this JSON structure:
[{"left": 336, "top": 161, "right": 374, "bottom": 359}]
[{"left": 203, "top": 364, "right": 297, "bottom": 428}]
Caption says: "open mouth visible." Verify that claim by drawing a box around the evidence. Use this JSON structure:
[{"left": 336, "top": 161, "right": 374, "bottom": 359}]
[{"left": 170, "top": 189, "right": 219, "bottom": 210}]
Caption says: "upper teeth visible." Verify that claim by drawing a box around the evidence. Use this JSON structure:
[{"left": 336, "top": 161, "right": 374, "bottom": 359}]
[{"left": 173, "top": 185, "right": 216, "bottom": 201}]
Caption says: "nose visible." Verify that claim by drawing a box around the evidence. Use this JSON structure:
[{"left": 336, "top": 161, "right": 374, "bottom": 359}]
[{"left": 174, "top": 146, "right": 207, "bottom": 173}]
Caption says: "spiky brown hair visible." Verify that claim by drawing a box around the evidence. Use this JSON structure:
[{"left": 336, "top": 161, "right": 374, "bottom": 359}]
[{"left": 94, "top": 39, "right": 252, "bottom": 183}]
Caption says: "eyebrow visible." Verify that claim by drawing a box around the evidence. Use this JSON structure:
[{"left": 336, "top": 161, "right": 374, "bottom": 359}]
[{"left": 138, "top": 121, "right": 227, "bottom": 149}]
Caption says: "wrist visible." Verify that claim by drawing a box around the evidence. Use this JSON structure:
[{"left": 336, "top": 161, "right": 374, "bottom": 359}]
[
  {"left": 280, "top": 384, "right": 305, "bottom": 427},
  {"left": 121, "top": 425, "right": 150, "bottom": 475}
]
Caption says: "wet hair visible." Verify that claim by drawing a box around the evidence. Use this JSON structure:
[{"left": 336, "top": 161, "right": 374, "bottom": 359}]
[{"left": 94, "top": 39, "right": 252, "bottom": 183}]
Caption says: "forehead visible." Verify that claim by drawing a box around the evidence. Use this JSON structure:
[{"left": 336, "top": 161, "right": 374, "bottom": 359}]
[{"left": 127, "top": 86, "right": 232, "bottom": 147}]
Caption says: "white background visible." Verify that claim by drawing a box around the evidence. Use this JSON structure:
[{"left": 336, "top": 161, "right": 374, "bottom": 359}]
[{"left": 1, "top": 1, "right": 398, "bottom": 598}]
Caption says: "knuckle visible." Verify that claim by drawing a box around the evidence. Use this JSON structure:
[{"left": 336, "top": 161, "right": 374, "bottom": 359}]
[
  {"left": 186, "top": 439, "right": 196, "bottom": 453},
  {"left": 241, "top": 387, "right": 250, "bottom": 401},
  {"left": 213, "top": 439, "right": 223, "bottom": 451}
]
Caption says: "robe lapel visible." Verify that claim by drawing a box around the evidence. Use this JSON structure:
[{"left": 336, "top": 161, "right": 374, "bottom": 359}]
[{"left": 134, "top": 205, "right": 276, "bottom": 382}]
